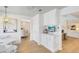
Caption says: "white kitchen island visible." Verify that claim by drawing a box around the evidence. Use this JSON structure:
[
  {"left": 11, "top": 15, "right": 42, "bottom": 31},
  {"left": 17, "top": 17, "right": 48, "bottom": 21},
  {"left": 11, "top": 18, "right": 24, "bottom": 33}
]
[{"left": 41, "top": 31, "right": 61, "bottom": 52}]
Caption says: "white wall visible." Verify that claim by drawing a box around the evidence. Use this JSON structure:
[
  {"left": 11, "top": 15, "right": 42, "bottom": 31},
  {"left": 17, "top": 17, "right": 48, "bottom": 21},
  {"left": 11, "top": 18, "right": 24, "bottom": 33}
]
[
  {"left": 60, "top": 6, "right": 79, "bottom": 38},
  {"left": 0, "top": 13, "right": 31, "bottom": 43},
  {"left": 0, "top": 17, "right": 21, "bottom": 43},
  {"left": 39, "top": 14, "right": 44, "bottom": 44},
  {"left": 60, "top": 15, "right": 79, "bottom": 33},
  {"left": 30, "top": 14, "right": 40, "bottom": 44},
  {"left": 67, "top": 20, "right": 79, "bottom": 38},
  {"left": 43, "top": 9, "right": 57, "bottom": 25},
  {"left": 0, "top": 12, "right": 31, "bottom": 22}
]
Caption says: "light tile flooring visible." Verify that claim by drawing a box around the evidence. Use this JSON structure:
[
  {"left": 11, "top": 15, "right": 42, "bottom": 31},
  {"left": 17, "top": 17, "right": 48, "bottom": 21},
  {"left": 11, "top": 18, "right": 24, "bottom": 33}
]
[
  {"left": 17, "top": 36, "right": 79, "bottom": 53},
  {"left": 17, "top": 37, "right": 51, "bottom": 53}
]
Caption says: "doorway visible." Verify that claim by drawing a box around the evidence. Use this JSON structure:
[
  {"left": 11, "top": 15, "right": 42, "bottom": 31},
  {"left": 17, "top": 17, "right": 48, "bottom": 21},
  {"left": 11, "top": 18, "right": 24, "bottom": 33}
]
[
  {"left": 20, "top": 21, "right": 30, "bottom": 40},
  {"left": 60, "top": 11, "right": 79, "bottom": 53}
]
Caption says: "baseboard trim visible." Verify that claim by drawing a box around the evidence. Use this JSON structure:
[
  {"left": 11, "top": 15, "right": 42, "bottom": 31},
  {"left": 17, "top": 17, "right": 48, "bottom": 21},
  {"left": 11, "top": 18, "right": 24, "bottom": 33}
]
[{"left": 67, "top": 36, "right": 79, "bottom": 39}]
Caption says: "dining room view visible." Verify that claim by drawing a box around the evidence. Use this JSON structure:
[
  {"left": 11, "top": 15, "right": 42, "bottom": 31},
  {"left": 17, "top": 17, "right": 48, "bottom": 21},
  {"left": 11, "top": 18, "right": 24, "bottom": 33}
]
[{"left": 0, "top": 6, "right": 79, "bottom": 53}]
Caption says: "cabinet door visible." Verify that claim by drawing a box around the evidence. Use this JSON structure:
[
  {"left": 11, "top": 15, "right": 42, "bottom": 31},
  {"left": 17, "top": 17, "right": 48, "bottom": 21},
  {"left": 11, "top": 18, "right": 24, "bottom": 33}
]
[
  {"left": 41, "top": 34, "right": 46, "bottom": 46},
  {"left": 41, "top": 34, "right": 44, "bottom": 45},
  {"left": 53, "top": 35, "right": 59, "bottom": 52},
  {"left": 41, "top": 34, "right": 48, "bottom": 48},
  {"left": 44, "top": 34, "right": 48, "bottom": 48},
  {"left": 47, "top": 35, "right": 59, "bottom": 52},
  {"left": 46, "top": 35, "right": 54, "bottom": 52},
  {"left": 41, "top": 34, "right": 60, "bottom": 52}
]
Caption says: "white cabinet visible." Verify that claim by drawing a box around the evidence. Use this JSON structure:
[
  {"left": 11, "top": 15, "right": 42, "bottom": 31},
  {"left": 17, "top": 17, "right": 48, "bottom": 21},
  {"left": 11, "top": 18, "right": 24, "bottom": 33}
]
[
  {"left": 53, "top": 34, "right": 60, "bottom": 52},
  {"left": 41, "top": 34, "right": 48, "bottom": 48},
  {"left": 31, "top": 14, "right": 40, "bottom": 43},
  {"left": 46, "top": 35, "right": 53, "bottom": 51},
  {"left": 41, "top": 33, "right": 59, "bottom": 52},
  {"left": 41, "top": 34, "right": 53, "bottom": 52}
]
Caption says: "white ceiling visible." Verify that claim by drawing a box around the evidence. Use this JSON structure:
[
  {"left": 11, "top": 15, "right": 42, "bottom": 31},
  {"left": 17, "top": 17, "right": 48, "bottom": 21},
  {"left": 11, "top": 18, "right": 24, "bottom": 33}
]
[
  {"left": 0, "top": 6, "right": 65, "bottom": 17},
  {"left": 70, "top": 11, "right": 79, "bottom": 18}
]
